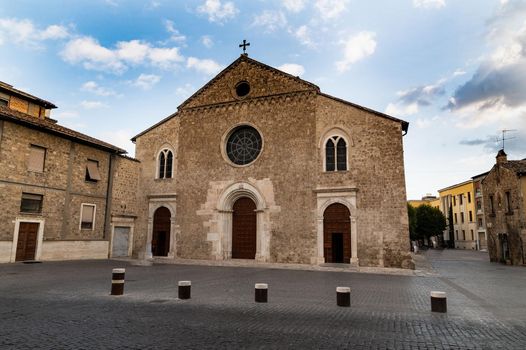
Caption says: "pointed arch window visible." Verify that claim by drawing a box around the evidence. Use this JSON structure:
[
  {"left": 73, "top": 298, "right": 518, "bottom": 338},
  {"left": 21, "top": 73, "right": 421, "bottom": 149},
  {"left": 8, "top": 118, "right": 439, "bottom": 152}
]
[
  {"left": 158, "top": 149, "right": 173, "bottom": 179},
  {"left": 325, "top": 136, "right": 347, "bottom": 171}
]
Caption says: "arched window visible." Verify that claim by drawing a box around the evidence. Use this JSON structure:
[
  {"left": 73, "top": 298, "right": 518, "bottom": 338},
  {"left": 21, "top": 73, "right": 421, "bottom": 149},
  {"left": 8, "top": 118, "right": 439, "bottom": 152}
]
[
  {"left": 325, "top": 136, "right": 347, "bottom": 171},
  {"left": 158, "top": 149, "right": 173, "bottom": 179}
]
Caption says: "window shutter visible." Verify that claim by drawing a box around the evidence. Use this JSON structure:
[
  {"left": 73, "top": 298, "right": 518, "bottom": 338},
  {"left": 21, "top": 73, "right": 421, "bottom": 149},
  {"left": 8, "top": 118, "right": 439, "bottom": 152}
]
[
  {"left": 82, "top": 205, "right": 94, "bottom": 222},
  {"left": 28, "top": 146, "right": 46, "bottom": 172},
  {"left": 86, "top": 160, "right": 102, "bottom": 181}
]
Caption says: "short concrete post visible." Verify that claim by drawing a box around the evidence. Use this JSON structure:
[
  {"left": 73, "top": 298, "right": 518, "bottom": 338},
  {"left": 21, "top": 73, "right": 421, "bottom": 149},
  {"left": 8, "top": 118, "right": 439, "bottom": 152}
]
[
  {"left": 430, "top": 291, "right": 447, "bottom": 313},
  {"left": 336, "top": 287, "right": 351, "bottom": 307},
  {"left": 111, "top": 268, "right": 125, "bottom": 296},
  {"left": 178, "top": 281, "right": 191, "bottom": 299},
  {"left": 255, "top": 283, "right": 268, "bottom": 303}
]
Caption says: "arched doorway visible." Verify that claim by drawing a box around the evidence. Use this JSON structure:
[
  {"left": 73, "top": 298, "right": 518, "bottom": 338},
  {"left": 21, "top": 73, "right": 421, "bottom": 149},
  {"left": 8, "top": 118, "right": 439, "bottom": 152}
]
[
  {"left": 152, "top": 206, "right": 171, "bottom": 256},
  {"left": 324, "top": 203, "right": 351, "bottom": 263},
  {"left": 232, "top": 197, "right": 257, "bottom": 259}
]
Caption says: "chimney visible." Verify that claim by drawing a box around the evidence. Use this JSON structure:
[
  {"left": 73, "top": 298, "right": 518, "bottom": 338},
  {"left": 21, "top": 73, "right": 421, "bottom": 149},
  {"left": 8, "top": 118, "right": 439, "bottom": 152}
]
[{"left": 496, "top": 149, "right": 507, "bottom": 165}]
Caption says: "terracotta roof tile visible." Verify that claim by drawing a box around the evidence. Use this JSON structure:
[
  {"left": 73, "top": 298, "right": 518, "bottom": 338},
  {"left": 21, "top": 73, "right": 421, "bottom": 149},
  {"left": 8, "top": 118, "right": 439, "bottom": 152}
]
[{"left": 0, "top": 105, "right": 125, "bottom": 153}]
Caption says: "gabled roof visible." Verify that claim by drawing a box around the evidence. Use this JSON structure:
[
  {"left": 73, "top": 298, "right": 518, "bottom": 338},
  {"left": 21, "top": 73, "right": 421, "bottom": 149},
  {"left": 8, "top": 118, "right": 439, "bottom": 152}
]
[
  {"left": 178, "top": 54, "right": 319, "bottom": 110},
  {"left": 0, "top": 105, "right": 125, "bottom": 153},
  {"left": 0, "top": 81, "right": 57, "bottom": 109},
  {"left": 132, "top": 54, "right": 409, "bottom": 140}
]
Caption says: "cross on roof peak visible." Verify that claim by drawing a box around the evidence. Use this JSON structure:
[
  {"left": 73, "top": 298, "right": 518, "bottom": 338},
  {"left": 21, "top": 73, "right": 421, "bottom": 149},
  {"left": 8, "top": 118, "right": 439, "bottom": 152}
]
[{"left": 239, "top": 39, "right": 250, "bottom": 55}]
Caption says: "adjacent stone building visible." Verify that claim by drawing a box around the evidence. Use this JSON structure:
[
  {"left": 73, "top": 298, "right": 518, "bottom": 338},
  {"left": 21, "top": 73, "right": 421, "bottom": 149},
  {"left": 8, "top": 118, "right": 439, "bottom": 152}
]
[
  {"left": 131, "top": 55, "right": 413, "bottom": 268},
  {"left": 482, "top": 150, "right": 526, "bottom": 265},
  {"left": 0, "top": 81, "right": 139, "bottom": 263}
]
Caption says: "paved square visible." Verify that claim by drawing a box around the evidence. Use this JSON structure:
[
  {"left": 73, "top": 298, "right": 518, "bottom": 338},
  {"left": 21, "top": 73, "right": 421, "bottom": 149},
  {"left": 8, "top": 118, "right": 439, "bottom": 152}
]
[{"left": 1, "top": 250, "right": 525, "bottom": 349}]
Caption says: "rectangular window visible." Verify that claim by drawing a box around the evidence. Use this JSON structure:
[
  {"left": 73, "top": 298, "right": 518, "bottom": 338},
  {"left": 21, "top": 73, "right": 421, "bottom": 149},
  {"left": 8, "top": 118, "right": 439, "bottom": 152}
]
[
  {"left": 80, "top": 204, "right": 96, "bottom": 230},
  {"left": 469, "top": 211, "right": 473, "bottom": 222},
  {"left": 453, "top": 196, "right": 456, "bottom": 206},
  {"left": 489, "top": 195, "right": 494, "bottom": 214},
  {"left": 20, "top": 193, "right": 43, "bottom": 213},
  {"left": 478, "top": 218, "right": 483, "bottom": 227},
  {"left": 505, "top": 191, "right": 512, "bottom": 213},
  {"left": 27, "top": 145, "right": 46, "bottom": 172},
  {"left": 477, "top": 200, "right": 482, "bottom": 210},
  {"left": 462, "top": 230, "right": 466, "bottom": 240},
  {"left": 461, "top": 212, "right": 464, "bottom": 223},
  {"left": 0, "top": 98, "right": 7, "bottom": 107},
  {"left": 467, "top": 192, "right": 471, "bottom": 203},
  {"left": 471, "top": 229, "right": 474, "bottom": 241},
  {"left": 454, "top": 213, "right": 458, "bottom": 224},
  {"left": 455, "top": 230, "right": 458, "bottom": 240},
  {"left": 459, "top": 194, "right": 463, "bottom": 205},
  {"left": 85, "top": 159, "right": 102, "bottom": 182}
]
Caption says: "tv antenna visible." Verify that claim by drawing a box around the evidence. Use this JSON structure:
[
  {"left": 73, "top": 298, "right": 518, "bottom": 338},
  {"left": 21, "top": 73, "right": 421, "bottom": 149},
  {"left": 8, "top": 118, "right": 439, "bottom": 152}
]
[{"left": 500, "top": 129, "right": 517, "bottom": 151}]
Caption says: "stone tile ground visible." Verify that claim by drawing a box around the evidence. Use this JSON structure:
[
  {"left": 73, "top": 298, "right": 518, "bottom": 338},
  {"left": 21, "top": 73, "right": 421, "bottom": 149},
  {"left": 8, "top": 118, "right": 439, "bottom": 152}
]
[{"left": 0, "top": 250, "right": 525, "bottom": 349}]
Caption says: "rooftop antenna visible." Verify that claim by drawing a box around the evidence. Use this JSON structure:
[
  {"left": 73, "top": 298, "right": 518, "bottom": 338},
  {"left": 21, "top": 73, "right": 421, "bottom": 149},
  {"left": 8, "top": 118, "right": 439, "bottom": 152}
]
[{"left": 500, "top": 129, "right": 517, "bottom": 151}]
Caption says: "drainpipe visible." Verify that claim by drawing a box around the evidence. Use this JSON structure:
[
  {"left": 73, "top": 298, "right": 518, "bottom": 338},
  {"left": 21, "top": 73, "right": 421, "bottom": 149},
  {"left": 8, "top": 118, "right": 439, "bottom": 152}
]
[{"left": 103, "top": 152, "right": 115, "bottom": 242}]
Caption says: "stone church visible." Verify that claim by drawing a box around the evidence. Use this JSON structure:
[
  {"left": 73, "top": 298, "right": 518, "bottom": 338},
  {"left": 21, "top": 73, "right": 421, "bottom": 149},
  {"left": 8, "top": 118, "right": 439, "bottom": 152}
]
[{"left": 131, "top": 54, "right": 413, "bottom": 268}]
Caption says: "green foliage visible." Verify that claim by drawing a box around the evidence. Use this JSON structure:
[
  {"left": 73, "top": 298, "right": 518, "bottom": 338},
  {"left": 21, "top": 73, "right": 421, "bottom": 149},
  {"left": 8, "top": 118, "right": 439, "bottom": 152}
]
[
  {"left": 407, "top": 204, "right": 418, "bottom": 240},
  {"left": 415, "top": 204, "right": 446, "bottom": 239}
]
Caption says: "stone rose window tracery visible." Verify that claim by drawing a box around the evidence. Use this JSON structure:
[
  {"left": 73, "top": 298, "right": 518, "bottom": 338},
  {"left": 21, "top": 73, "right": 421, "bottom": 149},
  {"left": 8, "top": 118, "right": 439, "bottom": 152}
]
[{"left": 226, "top": 125, "right": 262, "bottom": 165}]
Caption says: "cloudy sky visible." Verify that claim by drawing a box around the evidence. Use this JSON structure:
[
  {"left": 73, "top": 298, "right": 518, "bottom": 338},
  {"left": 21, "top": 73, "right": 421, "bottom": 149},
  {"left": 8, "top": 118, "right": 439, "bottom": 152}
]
[{"left": 0, "top": 0, "right": 524, "bottom": 199}]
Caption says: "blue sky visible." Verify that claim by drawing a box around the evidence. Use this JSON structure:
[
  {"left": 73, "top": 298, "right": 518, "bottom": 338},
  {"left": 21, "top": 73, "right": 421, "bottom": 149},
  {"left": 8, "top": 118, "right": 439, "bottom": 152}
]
[{"left": 0, "top": 0, "right": 525, "bottom": 199}]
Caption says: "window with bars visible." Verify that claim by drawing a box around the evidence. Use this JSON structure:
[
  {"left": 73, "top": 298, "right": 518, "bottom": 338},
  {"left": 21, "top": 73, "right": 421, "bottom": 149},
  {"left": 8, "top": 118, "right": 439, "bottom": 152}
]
[
  {"left": 20, "top": 193, "right": 43, "bottom": 213},
  {"left": 80, "top": 204, "right": 96, "bottom": 230},
  {"left": 28, "top": 145, "right": 46, "bottom": 172},
  {"left": 158, "top": 149, "right": 173, "bottom": 178},
  {"left": 325, "top": 136, "right": 347, "bottom": 171}
]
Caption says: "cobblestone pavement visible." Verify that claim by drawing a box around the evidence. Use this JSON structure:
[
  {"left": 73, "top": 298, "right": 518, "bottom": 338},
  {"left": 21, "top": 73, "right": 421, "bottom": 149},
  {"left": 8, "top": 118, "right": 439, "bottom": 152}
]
[{"left": 1, "top": 250, "right": 525, "bottom": 349}]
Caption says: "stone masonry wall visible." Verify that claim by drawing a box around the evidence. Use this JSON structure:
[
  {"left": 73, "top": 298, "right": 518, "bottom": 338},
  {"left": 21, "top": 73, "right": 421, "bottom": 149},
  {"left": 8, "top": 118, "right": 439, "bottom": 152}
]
[
  {"left": 111, "top": 155, "right": 140, "bottom": 218},
  {"left": 482, "top": 166, "right": 526, "bottom": 265}
]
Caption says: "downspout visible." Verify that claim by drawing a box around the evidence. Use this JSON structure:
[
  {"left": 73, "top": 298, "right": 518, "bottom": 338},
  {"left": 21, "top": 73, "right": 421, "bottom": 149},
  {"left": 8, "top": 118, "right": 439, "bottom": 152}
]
[{"left": 103, "top": 152, "right": 115, "bottom": 243}]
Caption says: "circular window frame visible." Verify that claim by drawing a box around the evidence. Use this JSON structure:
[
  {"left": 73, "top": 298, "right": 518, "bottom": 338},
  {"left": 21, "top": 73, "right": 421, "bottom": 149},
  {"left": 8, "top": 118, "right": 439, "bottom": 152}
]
[
  {"left": 232, "top": 80, "right": 251, "bottom": 100},
  {"left": 220, "top": 123, "right": 264, "bottom": 168}
]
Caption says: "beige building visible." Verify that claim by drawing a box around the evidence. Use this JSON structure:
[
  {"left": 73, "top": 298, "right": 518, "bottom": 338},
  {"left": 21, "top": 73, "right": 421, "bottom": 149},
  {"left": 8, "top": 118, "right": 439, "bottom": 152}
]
[
  {"left": 438, "top": 180, "right": 478, "bottom": 250},
  {"left": 472, "top": 172, "right": 489, "bottom": 250},
  {"left": 0, "top": 81, "right": 139, "bottom": 263},
  {"left": 482, "top": 150, "right": 526, "bottom": 265},
  {"left": 131, "top": 55, "right": 413, "bottom": 268}
]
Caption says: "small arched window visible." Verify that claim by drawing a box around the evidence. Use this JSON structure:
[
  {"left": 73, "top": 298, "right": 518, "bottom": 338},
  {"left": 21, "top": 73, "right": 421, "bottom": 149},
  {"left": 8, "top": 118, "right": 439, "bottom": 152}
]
[
  {"left": 158, "top": 149, "right": 173, "bottom": 179},
  {"left": 325, "top": 136, "right": 347, "bottom": 171}
]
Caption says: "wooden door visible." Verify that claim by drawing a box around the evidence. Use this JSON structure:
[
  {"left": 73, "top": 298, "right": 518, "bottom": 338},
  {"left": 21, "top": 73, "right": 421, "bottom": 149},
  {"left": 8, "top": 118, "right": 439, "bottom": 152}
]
[
  {"left": 323, "top": 203, "right": 351, "bottom": 263},
  {"left": 152, "top": 207, "right": 171, "bottom": 256},
  {"left": 16, "top": 223, "right": 39, "bottom": 261},
  {"left": 232, "top": 197, "right": 257, "bottom": 259}
]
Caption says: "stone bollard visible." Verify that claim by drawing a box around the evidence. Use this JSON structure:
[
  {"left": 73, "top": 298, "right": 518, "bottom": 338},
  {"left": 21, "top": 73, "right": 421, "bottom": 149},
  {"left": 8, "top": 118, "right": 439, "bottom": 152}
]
[
  {"left": 178, "top": 281, "right": 191, "bottom": 299},
  {"left": 111, "top": 268, "right": 125, "bottom": 296},
  {"left": 255, "top": 283, "right": 268, "bottom": 303},
  {"left": 430, "top": 291, "right": 447, "bottom": 313},
  {"left": 336, "top": 287, "right": 351, "bottom": 307}
]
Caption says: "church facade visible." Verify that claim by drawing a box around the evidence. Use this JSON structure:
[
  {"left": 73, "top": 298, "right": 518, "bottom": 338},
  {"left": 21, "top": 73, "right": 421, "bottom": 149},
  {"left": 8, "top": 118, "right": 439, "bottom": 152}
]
[{"left": 131, "top": 55, "right": 413, "bottom": 268}]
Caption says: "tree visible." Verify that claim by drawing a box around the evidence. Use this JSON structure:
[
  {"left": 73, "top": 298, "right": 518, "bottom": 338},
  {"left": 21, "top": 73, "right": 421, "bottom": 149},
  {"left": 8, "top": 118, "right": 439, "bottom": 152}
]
[
  {"left": 415, "top": 204, "right": 446, "bottom": 240},
  {"left": 407, "top": 204, "right": 418, "bottom": 240}
]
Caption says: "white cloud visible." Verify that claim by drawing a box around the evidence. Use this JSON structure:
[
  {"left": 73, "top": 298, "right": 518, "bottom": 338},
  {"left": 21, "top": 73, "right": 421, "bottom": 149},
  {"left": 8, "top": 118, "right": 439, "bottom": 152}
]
[
  {"left": 278, "top": 63, "right": 305, "bottom": 76},
  {"left": 293, "top": 25, "right": 316, "bottom": 48},
  {"left": 186, "top": 57, "right": 223, "bottom": 75},
  {"left": 201, "top": 35, "right": 213, "bottom": 48},
  {"left": 336, "top": 31, "right": 377, "bottom": 72},
  {"left": 413, "top": 0, "right": 446, "bottom": 9},
  {"left": 80, "top": 100, "right": 107, "bottom": 109},
  {"left": 115, "top": 40, "right": 150, "bottom": 64},
  {"left": 61, "top": 36, "right": 184, "bottom": 73},
  {"left": 0, "top": 18, "right": 70, "bottom": 48},
  {"left": 385, "top": 102, "right": 419, "bottom": 117},
  {"left": 99, "top": 129, "right": 135, "bottom": 155},
  {"left": 81, "top": 81, "right": 118, "bottom": 97},
  {"left": 132, "top": 74, "right": 161, "bottom": 90},
  {"left": 315, "top": 0, "right": 349, "bottom": 20},
  {"left": 253, "top": 11, "right": 287, "bottom": 32},
  {"left": 283, "top": 0, "right": 306, "bottom": 12},
  {"left": 175, "top": 83, "right": 195, "bottom": 98},
  {"left": 164, "top": 20, "right": 186, "bottom": 43},
  {"left": 197, "top": 0, "right": 239, "bottom": 24}
]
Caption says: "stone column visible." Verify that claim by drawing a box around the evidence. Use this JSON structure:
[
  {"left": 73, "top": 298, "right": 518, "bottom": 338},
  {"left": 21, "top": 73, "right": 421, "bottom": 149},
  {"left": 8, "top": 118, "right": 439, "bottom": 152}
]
[
  {"left": 255, "top": 209, "right": 268, "bottom": 262},
  {"left": 167, "top": 217, "right": 176, "bottom": 258},
  {"left": 144, "top": 217, "right": 153, "bottom": 259},
  {"left": 350, "top": 216, "right": 359, "bottom": 267},
  {"left": 220, "top": 210, "right": 233, "bottom": 260},
  {"left": 316, "top": 217, "right": 325, "bottom": 264}
]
